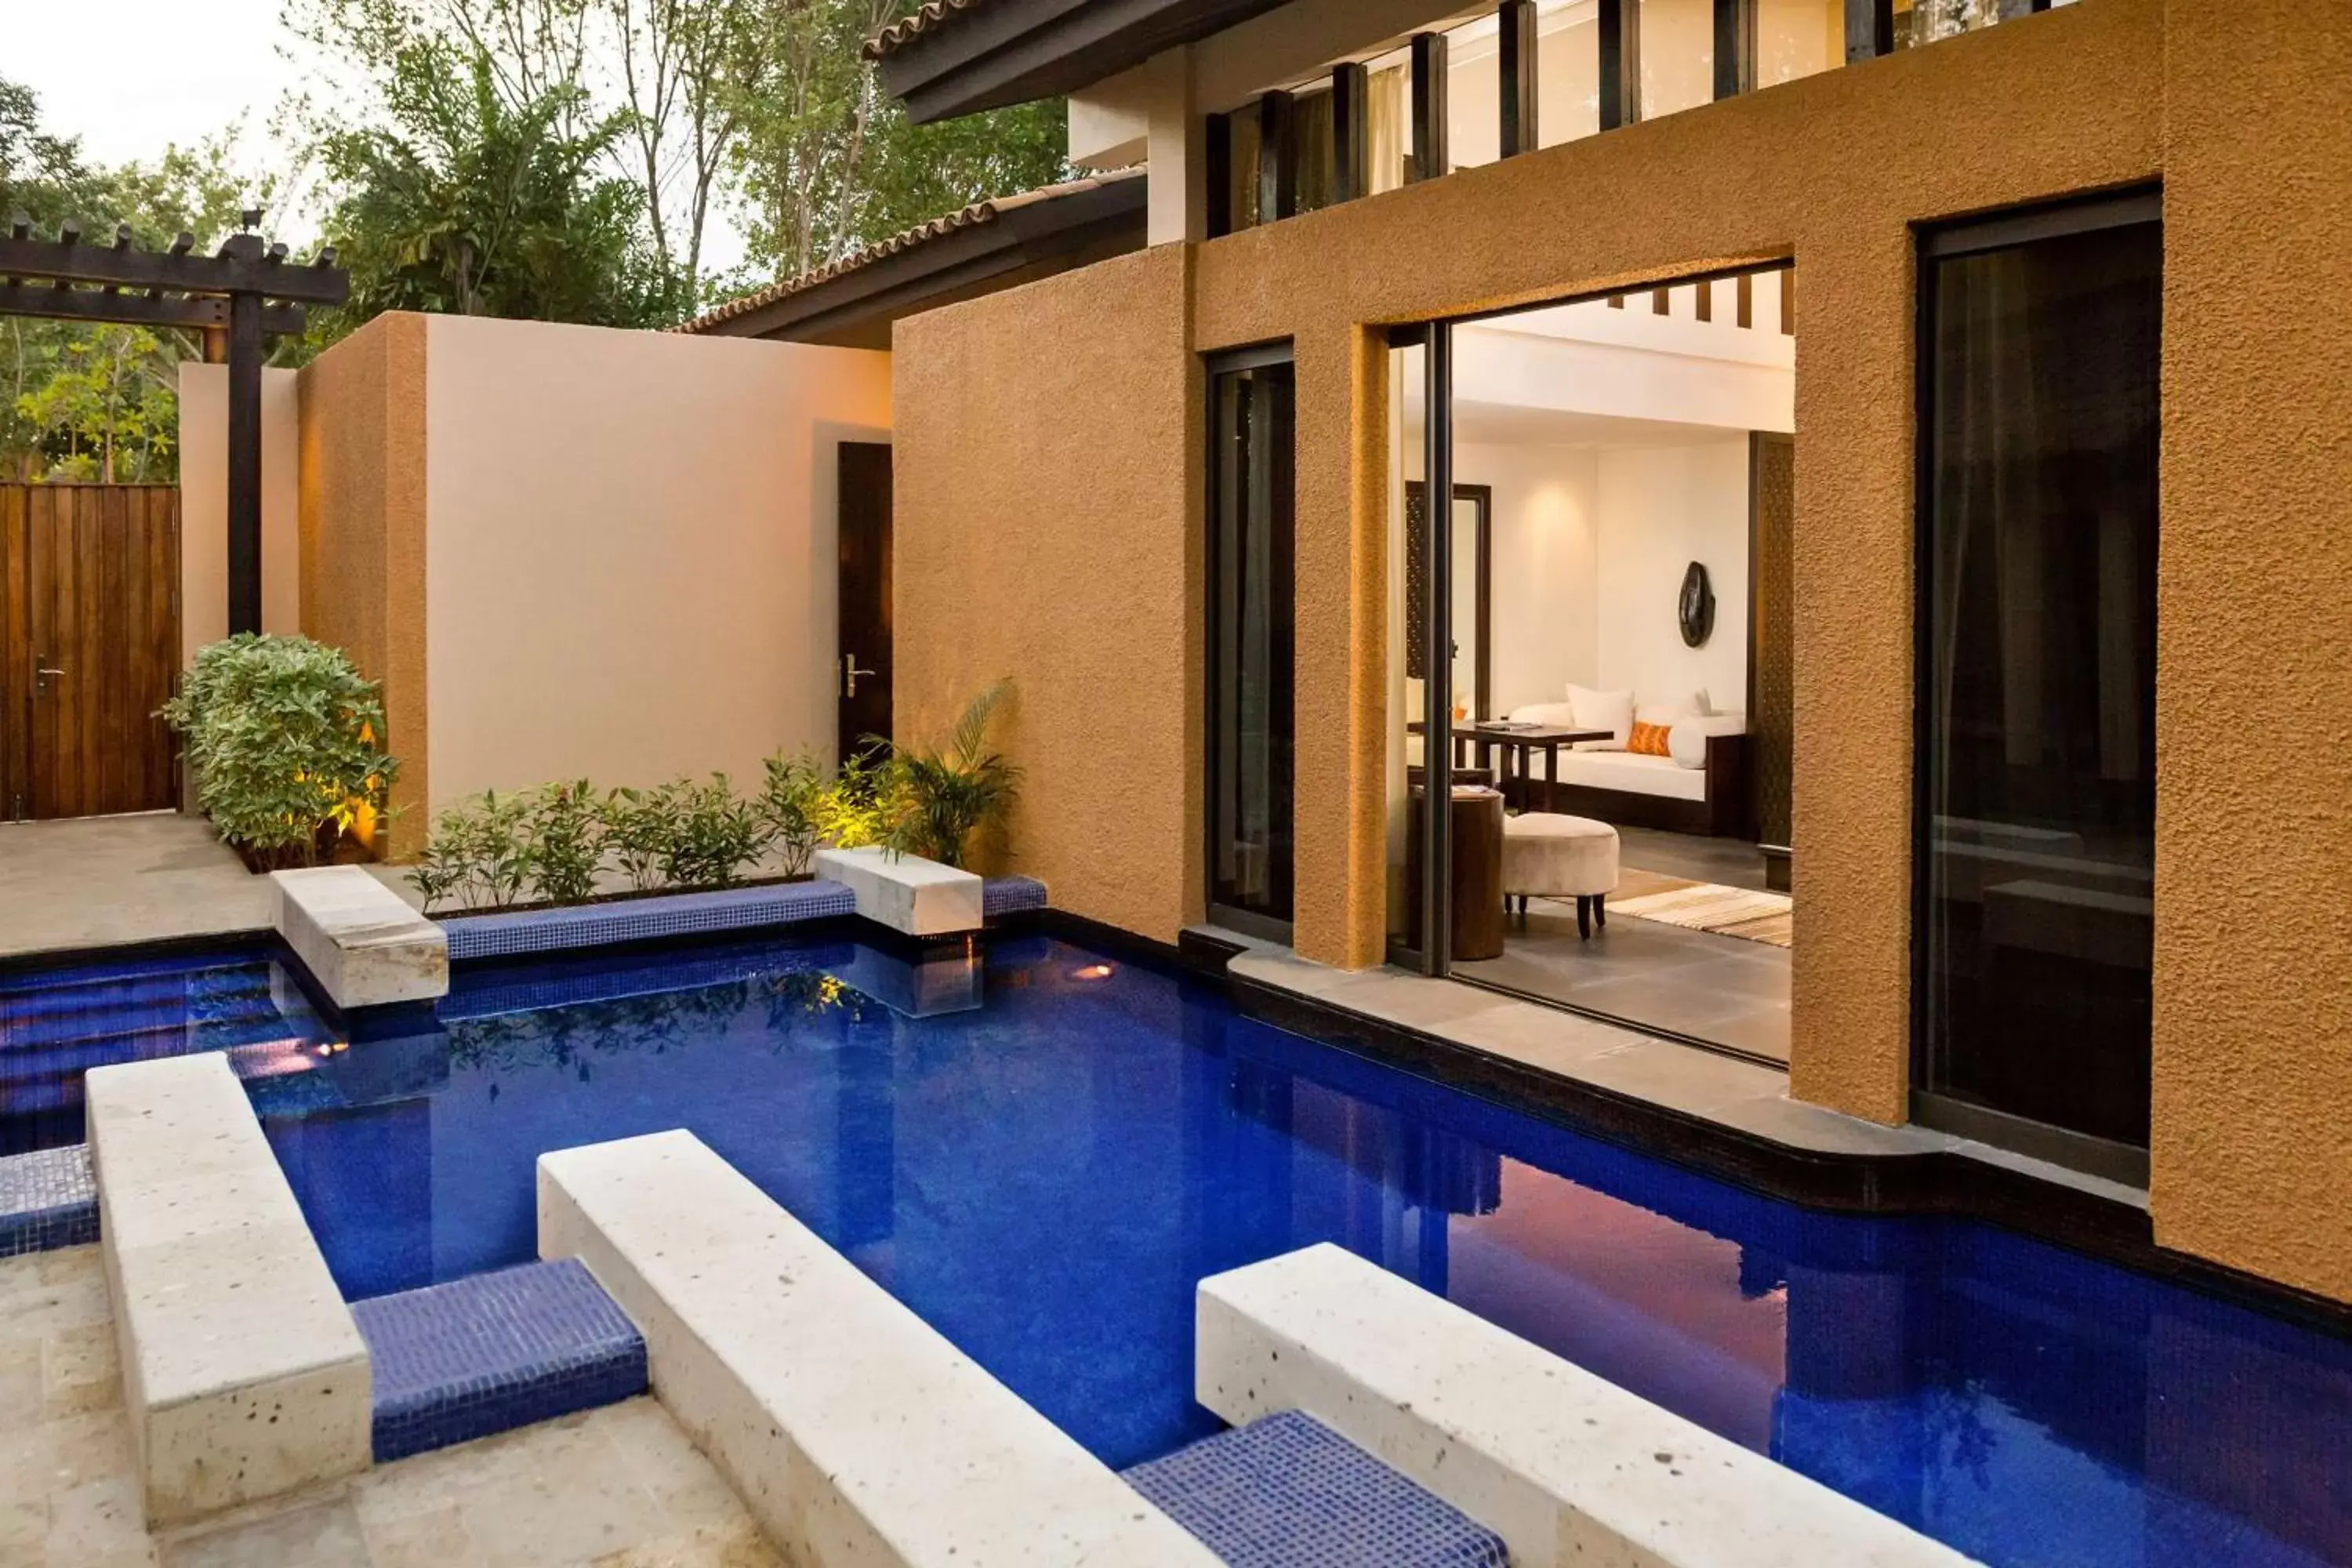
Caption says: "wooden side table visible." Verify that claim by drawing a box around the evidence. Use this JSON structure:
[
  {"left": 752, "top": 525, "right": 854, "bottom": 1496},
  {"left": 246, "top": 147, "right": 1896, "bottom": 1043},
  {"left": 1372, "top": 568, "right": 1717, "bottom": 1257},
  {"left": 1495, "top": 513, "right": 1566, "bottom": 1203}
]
[{"left": 1406, "top": 785, "right": 1507, "bottom": 961}]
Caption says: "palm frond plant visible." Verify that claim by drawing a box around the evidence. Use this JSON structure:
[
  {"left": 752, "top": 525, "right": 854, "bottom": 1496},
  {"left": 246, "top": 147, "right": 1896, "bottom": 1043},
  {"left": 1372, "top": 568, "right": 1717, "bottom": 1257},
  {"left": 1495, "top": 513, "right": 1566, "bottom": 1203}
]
[{"left": 883, "top": 680, "right": 1021, "bottom": 869}]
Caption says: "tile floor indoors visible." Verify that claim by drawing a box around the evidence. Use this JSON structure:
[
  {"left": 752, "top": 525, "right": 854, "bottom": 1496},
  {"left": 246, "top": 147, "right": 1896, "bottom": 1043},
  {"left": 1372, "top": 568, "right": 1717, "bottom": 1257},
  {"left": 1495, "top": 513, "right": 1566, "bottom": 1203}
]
[
  {"left": 0, "top": 1247, "right": 781, "bottom": 1568},
  {"left": 1457, "top": 826, "right": 1791, "bottom": 1064}
]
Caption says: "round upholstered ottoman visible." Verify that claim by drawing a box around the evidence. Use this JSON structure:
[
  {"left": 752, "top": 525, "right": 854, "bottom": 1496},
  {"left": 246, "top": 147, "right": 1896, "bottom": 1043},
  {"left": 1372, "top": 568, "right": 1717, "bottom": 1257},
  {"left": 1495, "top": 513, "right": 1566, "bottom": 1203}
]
[{"left": 1501, "top": 813, "right": 1621, "bottom": 938}]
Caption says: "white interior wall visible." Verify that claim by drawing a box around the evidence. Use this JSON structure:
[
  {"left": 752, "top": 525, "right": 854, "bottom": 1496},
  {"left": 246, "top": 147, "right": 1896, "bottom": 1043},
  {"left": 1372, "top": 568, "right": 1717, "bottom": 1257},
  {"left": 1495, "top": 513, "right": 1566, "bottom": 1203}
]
[
  {"left": 1454, "top": 441, "right": 1599, "bottom": 713},
  {"left": 1593, "top": 438, "right": 1751, "bottom": 713},
  {"left": 420, "top": 315, "right": 891, "bottom": 809}
]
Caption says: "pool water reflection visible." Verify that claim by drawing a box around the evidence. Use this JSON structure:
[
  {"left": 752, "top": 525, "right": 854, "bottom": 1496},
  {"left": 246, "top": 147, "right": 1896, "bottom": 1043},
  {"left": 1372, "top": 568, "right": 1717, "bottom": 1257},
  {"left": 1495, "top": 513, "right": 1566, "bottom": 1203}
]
[{"left": 16, "top": 935, "right": 2346, "bottom": 1568}]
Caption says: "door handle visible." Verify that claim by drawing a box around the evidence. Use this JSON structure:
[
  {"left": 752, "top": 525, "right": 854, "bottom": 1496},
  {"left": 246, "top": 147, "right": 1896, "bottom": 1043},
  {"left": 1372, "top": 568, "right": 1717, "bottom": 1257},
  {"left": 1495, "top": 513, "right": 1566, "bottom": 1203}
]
[
  {"left": 34, "top": 657, "right": 62, "bottom": 695},
  {"left": 842, "top": 652, "right": 877, "bottom": 698}
]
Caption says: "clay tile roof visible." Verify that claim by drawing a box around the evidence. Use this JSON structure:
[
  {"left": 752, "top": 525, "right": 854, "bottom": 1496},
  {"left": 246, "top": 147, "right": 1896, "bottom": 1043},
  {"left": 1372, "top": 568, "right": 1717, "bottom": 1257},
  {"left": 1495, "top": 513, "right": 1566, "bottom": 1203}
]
[
  {"left": 672, "top": 169, "right": 1141, "bottom": 336},
  {"left": 865, "top": 0, "right": 993, "bottom": 60}
]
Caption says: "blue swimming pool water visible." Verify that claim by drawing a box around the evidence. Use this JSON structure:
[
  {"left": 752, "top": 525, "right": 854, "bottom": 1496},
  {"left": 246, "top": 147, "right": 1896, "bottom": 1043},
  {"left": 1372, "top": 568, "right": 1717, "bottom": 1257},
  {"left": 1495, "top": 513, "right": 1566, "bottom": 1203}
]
[{"left": 5, "top": 935, "right": 2349, "bottom": 1566}]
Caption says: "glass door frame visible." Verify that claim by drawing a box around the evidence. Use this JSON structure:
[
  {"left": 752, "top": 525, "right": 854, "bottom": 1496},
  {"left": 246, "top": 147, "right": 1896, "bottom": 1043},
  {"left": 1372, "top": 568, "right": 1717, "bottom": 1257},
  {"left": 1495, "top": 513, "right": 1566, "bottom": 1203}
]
[
  {"left": 1384, "top": 321, "right": 1457, "bottom": 975},
  {"left": 1906, "top": 186, "right": 2162, "bottom": 1187},
  {"left": 1205, "top": 340, "right": 1300, "bottom": 943}
]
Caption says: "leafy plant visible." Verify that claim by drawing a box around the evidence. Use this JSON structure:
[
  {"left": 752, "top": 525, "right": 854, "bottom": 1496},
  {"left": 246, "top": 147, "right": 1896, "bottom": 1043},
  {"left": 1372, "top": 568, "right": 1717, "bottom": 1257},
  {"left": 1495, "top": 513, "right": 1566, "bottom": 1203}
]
[
  {"left": 813, "top": 748, "right": 896, "bottom": 851},
  {"left": 523, "top": 779, "right": 604, "bottom": 904},
  {"left": 757, "top": 751, "right": 826, "bottom": 878},
  {"left": 407, "top": 789, "right": 532, "bottom": 911},
  {"left": 655, "top": 774, "right": 772, "bottom": 888},
  {"left": 883, "top": 680, "right": 1020, "bottom": 869},
  {"left": 159, "top": 634, "right": 400, "bottom": 868},
  {"left": 600, "top": 786, "right": 674, "bottom": 891}
]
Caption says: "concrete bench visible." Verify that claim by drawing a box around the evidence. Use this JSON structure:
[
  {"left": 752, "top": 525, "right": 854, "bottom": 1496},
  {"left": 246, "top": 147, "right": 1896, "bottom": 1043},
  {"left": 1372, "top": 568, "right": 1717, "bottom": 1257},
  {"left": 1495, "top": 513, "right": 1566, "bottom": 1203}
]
[
  {"left": 1198, "top": 1243, "right": 1980, "bottom": 1568},
  {"left": 87, "top": 1053, "right": 372, "bottom": 1525},
  {"left": 273, "top": 864, "right": 448, "bottom": 1008},
  {"left": 814, "top": 847, "right": 983, "bottom": 937},
  {"left": 538, "top": 1130, "right": 1218, "bottom": 1568}
]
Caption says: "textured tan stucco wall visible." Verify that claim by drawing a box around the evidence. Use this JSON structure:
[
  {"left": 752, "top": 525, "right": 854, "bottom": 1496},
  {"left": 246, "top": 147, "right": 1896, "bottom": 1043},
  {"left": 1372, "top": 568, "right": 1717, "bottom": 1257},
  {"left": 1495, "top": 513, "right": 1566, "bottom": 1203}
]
[
  {"left": 1188, "top": 0, "right": 2161, "bottom": 1124},
  {"left": 298, "top": 312, "right": 429, "bottom": 855},
  {"left": 2148, "top": 0, "right": 2352, "bottom": 1301},
  {"left": 892, "top": 245, "right": 1203, "bottom": 942}
]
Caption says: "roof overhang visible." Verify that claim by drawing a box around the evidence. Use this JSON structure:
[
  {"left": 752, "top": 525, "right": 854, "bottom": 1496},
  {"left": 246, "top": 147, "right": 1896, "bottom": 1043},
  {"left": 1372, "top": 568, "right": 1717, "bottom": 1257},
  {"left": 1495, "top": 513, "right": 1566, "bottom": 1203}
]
[
  {"left": 873, "top": 0, "right": 1295, "bottom": 123},
  {"left": 679, "top": 170, "right": 1146, "bottom": 347}
]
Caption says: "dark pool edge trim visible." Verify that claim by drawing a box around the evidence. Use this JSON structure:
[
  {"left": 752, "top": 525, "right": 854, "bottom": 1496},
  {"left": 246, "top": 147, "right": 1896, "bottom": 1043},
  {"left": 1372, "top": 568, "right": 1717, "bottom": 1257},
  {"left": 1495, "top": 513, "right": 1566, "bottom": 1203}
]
[
  {"left": 1016, "top": 907, "right": 2352, "bottom": 1345},
  {"left": 0, "top": 927, "right": 275, "bottom": 980}
]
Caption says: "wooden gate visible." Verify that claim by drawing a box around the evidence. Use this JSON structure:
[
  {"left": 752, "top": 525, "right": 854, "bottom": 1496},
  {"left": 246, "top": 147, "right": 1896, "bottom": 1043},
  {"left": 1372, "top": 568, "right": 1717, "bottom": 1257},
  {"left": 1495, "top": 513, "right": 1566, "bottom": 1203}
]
[{"left": 0, "top": 484, "right": 180, "bottom": 822}]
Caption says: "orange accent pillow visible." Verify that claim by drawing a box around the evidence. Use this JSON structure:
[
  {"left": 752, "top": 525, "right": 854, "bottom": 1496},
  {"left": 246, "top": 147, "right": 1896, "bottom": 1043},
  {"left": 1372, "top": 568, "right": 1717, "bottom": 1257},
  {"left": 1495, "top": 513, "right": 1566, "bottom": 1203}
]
[{"left": 1629, "top": 720, "right": 1674, "bottom": 757}]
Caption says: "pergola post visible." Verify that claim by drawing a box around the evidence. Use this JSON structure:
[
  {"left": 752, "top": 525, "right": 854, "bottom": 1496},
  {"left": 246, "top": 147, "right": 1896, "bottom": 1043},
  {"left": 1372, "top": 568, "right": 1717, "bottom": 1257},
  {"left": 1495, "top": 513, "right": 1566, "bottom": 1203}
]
[{"left": 226, "top": 287, "right": 263, "bottom": 636}]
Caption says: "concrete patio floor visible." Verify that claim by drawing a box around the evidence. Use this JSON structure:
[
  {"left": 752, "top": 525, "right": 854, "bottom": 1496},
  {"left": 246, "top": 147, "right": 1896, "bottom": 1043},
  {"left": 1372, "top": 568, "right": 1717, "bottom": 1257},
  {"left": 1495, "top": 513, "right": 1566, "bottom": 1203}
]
[
  {"left": 0, "top": 815, "right": 270, "bottom": 963},
  {"left": 0, "top": 1246, "right": 780, "bottom": 1567}
]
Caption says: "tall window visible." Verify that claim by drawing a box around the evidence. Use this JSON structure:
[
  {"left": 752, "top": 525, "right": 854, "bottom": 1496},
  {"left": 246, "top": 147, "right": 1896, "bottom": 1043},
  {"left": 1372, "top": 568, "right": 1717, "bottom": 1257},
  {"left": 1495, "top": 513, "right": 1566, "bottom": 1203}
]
[
  {"left": 1208, "top": 351, "right": 1297, "bottom": 933},
  {"left": 1916, "top": 194, "right": 2161, "bottom": 1174}
]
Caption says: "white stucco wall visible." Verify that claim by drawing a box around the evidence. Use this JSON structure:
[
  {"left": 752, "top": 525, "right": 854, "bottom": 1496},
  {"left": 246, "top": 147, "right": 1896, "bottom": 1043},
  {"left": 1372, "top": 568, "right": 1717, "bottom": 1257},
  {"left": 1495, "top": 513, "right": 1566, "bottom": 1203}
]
[
  {"left": 178, "top": 363, "right": 301, "bottom": 662},
  {"left": 419, "top": 315, "right": 891, "bottom": 808}
]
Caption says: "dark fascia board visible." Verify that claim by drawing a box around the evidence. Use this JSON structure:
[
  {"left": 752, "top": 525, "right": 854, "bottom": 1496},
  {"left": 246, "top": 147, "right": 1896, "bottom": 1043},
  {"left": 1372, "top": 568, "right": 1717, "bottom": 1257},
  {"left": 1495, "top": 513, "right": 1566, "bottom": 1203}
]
[
  {"left": 881, "top": 0, "right": 1294, "bottom": 123},
  {"left": 702, "top": 173, "right": 1145, "bottom": 346}
]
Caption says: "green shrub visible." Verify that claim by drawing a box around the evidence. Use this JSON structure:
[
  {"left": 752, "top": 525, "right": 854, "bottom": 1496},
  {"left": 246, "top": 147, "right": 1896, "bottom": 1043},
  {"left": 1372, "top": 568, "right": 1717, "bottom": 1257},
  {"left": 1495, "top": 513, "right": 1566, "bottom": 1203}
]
[
  {"left": 813, "top": 749, "right": 896, "bottom": 850},
  {"left": 757, "top": 752, "right": 826, "bottom": 878},
  {"left": 523, "top": 780, "right": 604, "bottom": 904},
  {"left": 884, "top": 680, "right": 1020, "bottom": 869},
  {"left": 406, "top": 790, "right": 532, "bottom": 912},
  {"left": 159, "top": 633, "right": 400, "bottom": 867},
  {"left": 655, "top": 774, "right": 773, "bottom": 888},
  {"left": 599, "top": 786, "right": 673, "bottom": 891}
]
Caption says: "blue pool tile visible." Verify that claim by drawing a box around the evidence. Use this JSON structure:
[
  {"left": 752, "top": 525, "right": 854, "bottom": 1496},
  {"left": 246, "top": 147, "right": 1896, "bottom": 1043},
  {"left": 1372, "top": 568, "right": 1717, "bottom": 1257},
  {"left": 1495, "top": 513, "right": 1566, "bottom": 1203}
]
[
  {"left": 982, "top": 875, "right": 1047, "bottom": 916},
  {"left": 1124, "top": 1410, "right": 1507, "bottom": 1568},
  {"left": 0, "top": 1144, "right": 97, "bottom": 1256},
  {"left": 353, "top": 1258, "right": 647, "bottom": 1461},
  {"left": 442, "top": 881, "right": 856, "bottom": 961}
]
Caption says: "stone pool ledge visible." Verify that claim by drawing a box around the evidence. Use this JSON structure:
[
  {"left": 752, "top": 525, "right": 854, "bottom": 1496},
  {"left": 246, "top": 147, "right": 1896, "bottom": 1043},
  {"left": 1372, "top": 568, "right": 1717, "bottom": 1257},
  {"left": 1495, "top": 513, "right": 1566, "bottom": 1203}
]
[
  {"left": 539, "top": 1129, "right": 1219, "bottom": 1567},
  {"left": 86, "top": 1052, "right": 372, "bottom": 1526},
  {"left": 1201, "top": 1244, "right": 1980, "bottom": 1567}
]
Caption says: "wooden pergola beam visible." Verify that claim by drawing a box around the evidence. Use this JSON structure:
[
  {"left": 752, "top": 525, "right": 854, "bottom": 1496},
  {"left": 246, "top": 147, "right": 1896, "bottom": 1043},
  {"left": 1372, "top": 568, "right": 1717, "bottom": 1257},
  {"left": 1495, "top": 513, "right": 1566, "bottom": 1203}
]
[
  {"left": 0, "top": 283, "right": 307, "bottom": 335},
  {"left": 2, "top": 214, "right": 349, "bottom": 637},
  {"left": 0, "top": 233, "right": 348, "bottom": 305}
]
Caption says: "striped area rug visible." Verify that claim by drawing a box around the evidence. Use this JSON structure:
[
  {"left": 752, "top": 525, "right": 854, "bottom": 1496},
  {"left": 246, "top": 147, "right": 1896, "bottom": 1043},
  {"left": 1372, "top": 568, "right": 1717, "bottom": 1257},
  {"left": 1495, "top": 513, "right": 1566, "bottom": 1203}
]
[{"left": 1607, "top": 878, "right": 1793, "bottom": 948}]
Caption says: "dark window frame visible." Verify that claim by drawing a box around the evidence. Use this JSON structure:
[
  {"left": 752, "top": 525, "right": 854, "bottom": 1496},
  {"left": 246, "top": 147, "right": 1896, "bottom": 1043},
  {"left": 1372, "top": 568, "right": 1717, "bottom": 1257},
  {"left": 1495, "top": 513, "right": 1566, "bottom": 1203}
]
[
  {"left": 1205, "top": 340, "right": 1300, "bottom": 942},
  {"left": 1907, "top": 185, "right": 2162, "bottom": 1185}
]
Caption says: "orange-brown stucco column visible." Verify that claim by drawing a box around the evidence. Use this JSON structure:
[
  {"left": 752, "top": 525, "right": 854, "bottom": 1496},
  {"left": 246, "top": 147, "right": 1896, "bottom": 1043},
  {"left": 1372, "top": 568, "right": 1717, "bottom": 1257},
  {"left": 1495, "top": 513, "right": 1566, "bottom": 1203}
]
[
  {"left": 2148, "top": 0, "right": 2352, "bottom": 1301},
  {"left": 1287, "top": 318, "right": 1392, "bottom": 969},
  {"left": 297, "top": 310, "right": 430, "bottom": 859}
]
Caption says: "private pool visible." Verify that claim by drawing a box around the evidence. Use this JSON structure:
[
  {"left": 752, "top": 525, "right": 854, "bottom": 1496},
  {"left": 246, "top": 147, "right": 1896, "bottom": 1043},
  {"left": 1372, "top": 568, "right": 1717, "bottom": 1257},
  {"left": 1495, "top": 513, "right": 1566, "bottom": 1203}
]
[{"left": 5, "top": 932, "right": 2349, "bottom": 1567}]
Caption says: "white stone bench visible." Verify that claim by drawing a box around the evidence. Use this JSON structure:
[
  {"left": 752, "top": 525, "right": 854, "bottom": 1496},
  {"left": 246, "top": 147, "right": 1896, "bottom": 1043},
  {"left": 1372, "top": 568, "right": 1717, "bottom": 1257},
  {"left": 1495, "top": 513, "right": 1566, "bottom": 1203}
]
[
  {"left": 1198, "top": 1243, "right": 1980, "bottom": 1568},
  {"left": 538, "top": 1130, "right": 1217, "bottom": 1568},
  {"left": 814, "top": 846, "right": 984, "bottom": 937},
  {"left": 273, "top": 864, "right": 448, "bottom": 1007},
  {"left": 88, "top": 1053, "right": 372, "bottom": 1525}
]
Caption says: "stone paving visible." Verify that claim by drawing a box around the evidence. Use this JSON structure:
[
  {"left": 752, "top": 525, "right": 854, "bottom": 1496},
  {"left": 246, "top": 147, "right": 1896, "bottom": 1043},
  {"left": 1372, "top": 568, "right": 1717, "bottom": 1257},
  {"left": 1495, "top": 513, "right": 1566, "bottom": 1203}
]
[
  {"left": 0, "top": 815, "right": 268, "bottom": 961},
  {"left": 0, "top": 1247, "right": 781, "bottom": 1567}
]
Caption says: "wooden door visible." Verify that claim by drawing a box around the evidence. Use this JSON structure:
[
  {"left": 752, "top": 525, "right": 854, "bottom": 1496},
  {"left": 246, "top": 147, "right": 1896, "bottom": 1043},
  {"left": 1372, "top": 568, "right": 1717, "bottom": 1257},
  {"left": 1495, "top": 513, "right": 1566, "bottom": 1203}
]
[
  {"left": 0, "top": 484, "right": 180, "bottom": 821},
  {"left": 836, "top": 443, "right": 893, "bottom": 764}
]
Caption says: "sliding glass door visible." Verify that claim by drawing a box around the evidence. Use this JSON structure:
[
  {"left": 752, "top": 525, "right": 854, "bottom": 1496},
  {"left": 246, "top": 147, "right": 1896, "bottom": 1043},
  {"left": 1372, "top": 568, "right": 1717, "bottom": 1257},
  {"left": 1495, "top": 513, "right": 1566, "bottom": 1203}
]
[
  {"left": 1207, "top": 349, "right": 1297, "bottom": 935},
  {"left": 1915, "top": 193, "right": 2161, "bottom": 1178}
]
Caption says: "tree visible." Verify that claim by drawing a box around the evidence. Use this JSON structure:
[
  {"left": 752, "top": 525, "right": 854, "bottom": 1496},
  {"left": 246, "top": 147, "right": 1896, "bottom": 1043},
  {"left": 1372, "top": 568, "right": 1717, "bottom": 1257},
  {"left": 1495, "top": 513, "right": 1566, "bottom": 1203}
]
[
  {"left": 308, "top": 38, "right": 681, "bottom": 338},
  {"left": 1, "top": 77, "right": 267, "bottom": 481},
  {"left": 721, "top": 0, "right": 1069, "bottom": 285},
  {"left": 604, "top": 0, "right": 768, "bottom": 305}
]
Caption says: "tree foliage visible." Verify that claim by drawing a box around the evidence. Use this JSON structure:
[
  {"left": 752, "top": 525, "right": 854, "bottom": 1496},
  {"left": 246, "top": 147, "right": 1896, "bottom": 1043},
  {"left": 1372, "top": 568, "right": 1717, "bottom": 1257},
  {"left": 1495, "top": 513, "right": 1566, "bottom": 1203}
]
[
  {"left": 1, "top": 77, "right": 270, "bottom": 481},
  {"left": 306, "top": 36, "right": 682, "bottom": 337}
]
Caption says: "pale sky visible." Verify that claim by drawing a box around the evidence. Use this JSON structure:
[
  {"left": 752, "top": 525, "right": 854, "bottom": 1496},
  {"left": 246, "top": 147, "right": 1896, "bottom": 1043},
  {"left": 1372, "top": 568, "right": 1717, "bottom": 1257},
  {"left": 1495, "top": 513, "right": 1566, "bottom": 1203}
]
[{"left": 6, "top": 0, "right": 750, "bottom": 274}]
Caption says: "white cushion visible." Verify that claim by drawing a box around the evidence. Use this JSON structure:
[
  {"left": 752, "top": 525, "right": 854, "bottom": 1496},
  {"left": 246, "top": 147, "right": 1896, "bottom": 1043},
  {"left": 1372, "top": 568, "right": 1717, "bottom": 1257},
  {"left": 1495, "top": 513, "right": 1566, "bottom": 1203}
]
[
  {"left": 1507, "top": 701, "right": 1581, "bottom": 727},
  {"left": 1501, "top": 813, "right": 1620, "bottom": 898},
  {"left": 1635, "top": 702, "right": 1688, "bottom": 729},
  {"left": 1667, "top": 713, "right": 1748, "bottom": 770},
  {"left": 1552, "top": 750, "right": 1709, "bottom": 801},
  {"left": 1565, "top": 684, "right": 1632, "bottom": 750}
]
